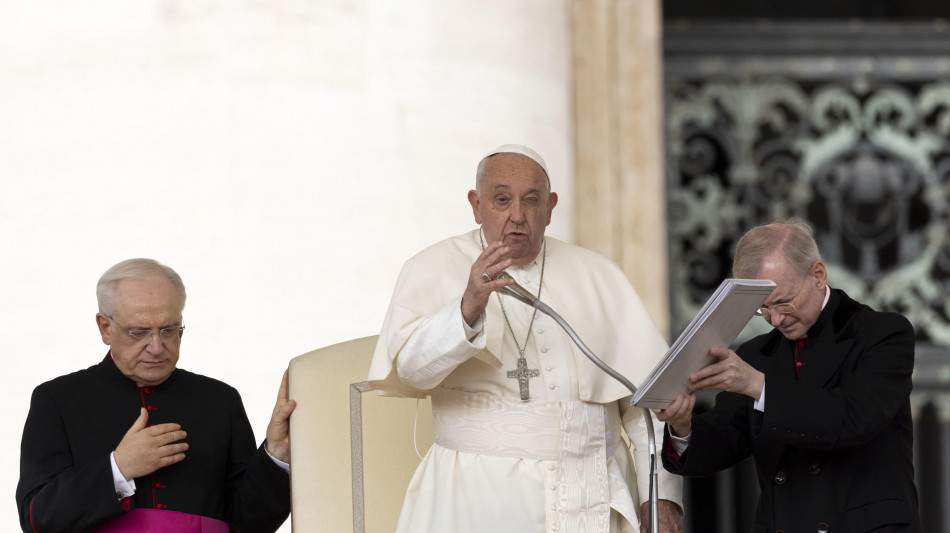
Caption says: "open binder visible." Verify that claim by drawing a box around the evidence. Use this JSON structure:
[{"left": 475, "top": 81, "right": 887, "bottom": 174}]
[{"left": 632, "top": 278, "right": 776, "bottom": 409}]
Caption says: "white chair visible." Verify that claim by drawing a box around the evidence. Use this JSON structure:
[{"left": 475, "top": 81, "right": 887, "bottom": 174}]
[{"left": 287, "top": 335, "right": 433, "bottom": 532}]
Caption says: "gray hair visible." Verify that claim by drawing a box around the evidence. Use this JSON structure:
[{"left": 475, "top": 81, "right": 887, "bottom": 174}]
[
  {"left": 733, "top": 218, "right": 821, "bottom": 278},
  {"left": 475, "top": 153, "right": 551, "bottom": 196},
  {"left": 97, "top": 258, "right": 187, "bottom": 316}
]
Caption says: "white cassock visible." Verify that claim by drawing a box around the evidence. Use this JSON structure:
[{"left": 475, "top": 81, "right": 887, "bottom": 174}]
[{"left": 368, "top": 229, "right": 683, "bottom": 533}]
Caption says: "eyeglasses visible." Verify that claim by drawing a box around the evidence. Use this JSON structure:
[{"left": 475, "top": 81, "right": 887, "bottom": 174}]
[
  {"left": 107, "top": 315, "right": 185, "bottom": 343},
  {"left": 755, "top": 277, "right": 808, "bottom": 320}
]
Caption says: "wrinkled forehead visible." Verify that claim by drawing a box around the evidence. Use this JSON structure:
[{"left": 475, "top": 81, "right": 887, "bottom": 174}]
[
  {"left": 112, "top": 275, "right": 184, "bottom": 314},
  {"left": 758, "top": 258, "right": 805, "bottom": 299},
  {"left": 758, "top": 250, "right": 810, "bottom": 280}
]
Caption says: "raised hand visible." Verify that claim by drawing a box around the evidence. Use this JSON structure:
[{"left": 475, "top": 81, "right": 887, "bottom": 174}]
[{"left": 460, "top": 240, "right": 515, "bottom": 326}]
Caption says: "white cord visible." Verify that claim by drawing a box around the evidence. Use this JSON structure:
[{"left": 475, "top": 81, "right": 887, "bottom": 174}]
[{"left": 413, "top": 398, "right": 423, "bottom": 460}]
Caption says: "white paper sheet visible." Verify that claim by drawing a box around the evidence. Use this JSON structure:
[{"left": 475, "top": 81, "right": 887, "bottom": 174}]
[{"left": 632, "top": 278, "right": 776, "bottom": 409}]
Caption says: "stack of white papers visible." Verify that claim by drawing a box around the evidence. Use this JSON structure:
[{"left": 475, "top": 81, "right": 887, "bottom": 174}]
[{"left": 632, "top": 278, "right": 776, "bottom": 409}]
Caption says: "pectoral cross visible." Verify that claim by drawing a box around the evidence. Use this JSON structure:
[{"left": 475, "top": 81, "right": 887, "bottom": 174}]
[{"left": 507, "top": 353, "right": 540, "bottom": 401}]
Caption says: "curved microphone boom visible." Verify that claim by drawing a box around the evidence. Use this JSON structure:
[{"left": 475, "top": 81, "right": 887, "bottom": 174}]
[
  {"left": 495, "top": 271, "right": 539, "bottom": 306},
  {"left": 496, "top": 272, "right": 639, "bottom": 394},
  {"left": 494, "top": 271, "right": 660, "bottom": 533}
]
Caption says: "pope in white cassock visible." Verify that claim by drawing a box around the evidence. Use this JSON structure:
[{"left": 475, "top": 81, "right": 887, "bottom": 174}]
[{"left": 368, "top": 144, "right": 684, "bottom": 533}]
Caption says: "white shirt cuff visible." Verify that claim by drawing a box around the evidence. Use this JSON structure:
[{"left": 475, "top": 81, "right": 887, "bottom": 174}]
[
  {"left": 265, "top": 446, "right": 290, "bottom": 473},
  {"left": 110, "top": 451, "right": 136, "bottom": 500},
  {"left": 754, "top": 382, "right": 766, "bottom": 412},
  {"left": 668, "top": 428, "right": 690, "bottom": 456},
  {"left": 463, "top": 311, "right": 483, "bottom": 342}
]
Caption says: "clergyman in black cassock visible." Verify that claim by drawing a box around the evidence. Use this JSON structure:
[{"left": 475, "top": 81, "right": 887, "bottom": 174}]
[
  {"left": 656, "top": 219, "right": 920, "bottom": 533},
  {"left": 16, "top": 258, "right": 295, "bottom": 533}
]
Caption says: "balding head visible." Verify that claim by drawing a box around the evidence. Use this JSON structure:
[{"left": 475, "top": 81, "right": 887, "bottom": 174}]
[{"left": 97, "top": 258, "right": 187, "bottom": 316}]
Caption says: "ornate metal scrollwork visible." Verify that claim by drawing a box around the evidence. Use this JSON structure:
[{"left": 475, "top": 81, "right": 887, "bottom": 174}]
[{"left": 665, "top": 25, "right": 950, "bottom": 345}]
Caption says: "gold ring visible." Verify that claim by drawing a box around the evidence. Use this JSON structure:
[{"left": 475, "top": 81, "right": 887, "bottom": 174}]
[{"left": 481, "top": 272, "right": 491, "bottom": 282}]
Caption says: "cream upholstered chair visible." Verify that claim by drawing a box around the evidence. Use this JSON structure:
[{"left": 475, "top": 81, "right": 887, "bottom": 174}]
[{"left": 287, "top": 335, "right": 433, "bottom": 532}]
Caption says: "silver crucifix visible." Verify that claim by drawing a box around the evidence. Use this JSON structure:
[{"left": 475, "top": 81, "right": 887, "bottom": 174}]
[{"left": 507, "top": 355, "right": 540, "bottom": 401}]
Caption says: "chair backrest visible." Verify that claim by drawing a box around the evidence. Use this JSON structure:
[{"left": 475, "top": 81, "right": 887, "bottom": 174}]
[{"left": 287, "top": 335, "right": 433, "bottom": 533}]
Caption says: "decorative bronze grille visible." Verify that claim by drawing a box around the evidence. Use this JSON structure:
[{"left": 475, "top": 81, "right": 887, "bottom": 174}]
[
  {"left": 665, "top": 22, "right": 950, "bottom": 346},
  {"left": 664, "top": 21, "right": 950, "bottom": 532}
]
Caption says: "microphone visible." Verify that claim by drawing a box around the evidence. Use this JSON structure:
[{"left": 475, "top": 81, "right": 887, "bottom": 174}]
[{"left": 494, "top": 271, "right": 538, "bottom": 307}]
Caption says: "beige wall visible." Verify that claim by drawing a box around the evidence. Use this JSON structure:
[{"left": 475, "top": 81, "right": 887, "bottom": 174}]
[
  {"left": 0, "top": 2, "right": 574, "bottom": 530},
  {"left": 573, "top": 0, "right": 669, "bottom": 338}
]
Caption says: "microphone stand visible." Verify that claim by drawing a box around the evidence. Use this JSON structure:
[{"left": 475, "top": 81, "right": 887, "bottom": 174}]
[{"left": 496, "top": 273, "right": 660, "bottom": 533}]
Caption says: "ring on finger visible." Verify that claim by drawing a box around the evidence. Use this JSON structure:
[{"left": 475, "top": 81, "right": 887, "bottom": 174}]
[{"left": 481, "top": 272, "right": 491, "bottom": 282}]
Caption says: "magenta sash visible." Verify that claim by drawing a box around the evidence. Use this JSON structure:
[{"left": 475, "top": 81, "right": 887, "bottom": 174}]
[{"left": 91, "top": 509, "right": 229, "bottom": 533}]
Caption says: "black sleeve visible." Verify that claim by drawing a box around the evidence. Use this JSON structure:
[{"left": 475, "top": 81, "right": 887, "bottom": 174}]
[
  {"left": 224, "top": 390, "right": 291, "bottom": 533},
  {"left": 16, "top": 385, "right": 127, "bottom": 533},
  {"left": 661, "top": 389, "right": 756, "bottom": 477}
]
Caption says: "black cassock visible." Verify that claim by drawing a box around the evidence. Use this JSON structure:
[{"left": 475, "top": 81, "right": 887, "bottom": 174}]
[{"left": 17, "top": 354, "right": 290, "bottom": 533}]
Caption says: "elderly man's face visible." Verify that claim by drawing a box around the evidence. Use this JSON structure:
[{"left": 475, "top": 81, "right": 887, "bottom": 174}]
[
  {"left": 756, "top": 254, "right": 827, "bottom": 341},
  {"left": 468, "top": 153, "right": 557, "bottom": 266},
  {"left": 96, "top": 274, "right": 183, "bottom": 386}
]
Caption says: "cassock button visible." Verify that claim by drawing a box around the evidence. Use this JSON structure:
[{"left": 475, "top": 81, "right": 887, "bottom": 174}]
[
  {"left": 774, "top": 471, "right": 787, "bottom": 485},
  {"left": 817, "top": 522, "right": 829, "bottom": 533},
  {"left": 809, "top": 463, "right": 821, "bottom": 476}
]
